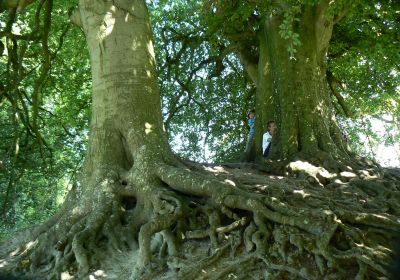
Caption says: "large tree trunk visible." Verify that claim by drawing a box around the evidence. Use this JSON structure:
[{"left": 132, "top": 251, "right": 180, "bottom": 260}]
[
  {"left": 80, "top": 0, "right": 171, "bottom": 183},
  {"left": 243, "top": 3, "right": 349, "bottom": 166},
  {"left": 1, "top": 1, "right": 399, "bottom": 280},
  {"left": 0, "top": 0, "right": 180, "bottom": 277}
]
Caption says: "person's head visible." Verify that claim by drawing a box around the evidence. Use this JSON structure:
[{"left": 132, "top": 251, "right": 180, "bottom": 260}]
[
  {"left": 267, "top": 121, "right": 276, "bottom": 134},
  {"left": 247, "top": 110, "right": 255, "bottom": 119}
]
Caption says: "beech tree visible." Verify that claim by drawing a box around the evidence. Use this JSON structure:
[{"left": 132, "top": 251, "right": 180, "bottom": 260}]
[
  {"left": 200, "top": 0, "right": 399, "bottom": 163},
  {"left": 0, "top": 0, "right": 399, "bottom": 279}
]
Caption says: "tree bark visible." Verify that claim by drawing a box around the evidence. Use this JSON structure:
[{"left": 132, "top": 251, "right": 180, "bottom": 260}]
[
  {"left": 244, "top": 4, "right": 349, "bottom": 166},
  {"left": 1, "top": 0, "right": 180, "bottom": 277},
  {"left": 78, "top": 0, "right": 171, "bottom": 184}
]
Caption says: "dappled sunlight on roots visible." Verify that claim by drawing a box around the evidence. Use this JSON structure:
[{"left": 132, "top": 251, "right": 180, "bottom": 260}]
[
  {"left": 254, "top": 184, "right": 269, "bottom": 191},
  {"left": 371, "top": 214, "right": 391, "bottom": 221},
  {"left": 145, "top": 122, "right": 153, "bottom": 134},
  {"left": 203, "top": 165, "right": 230, "bottom": 174},
  {"left": 224, "top": 179, "right": 236, "bottom": 186},
  {"left": 340, "top": 171, "right": 357, "bottom": 178},
  {"left": 14, "top": 241, "right": 38, "bottom": 257},
  {"left": 268, "top": 175, "right": 285, "bottom": 180},
  {"left": 72, "top": 206, "right": 83, "bottom": 216},
  {"left": 293, "top": 189, "right": 311, "bottom": 198},
  {"left": 0, "top": 259, "right": 8, "bottom": 268},
  {"left": 61, "top": 271, "right": 74, "bottom": 280},
  {"left": 89, "top": 270, "right": 108, "bottom": 279}
]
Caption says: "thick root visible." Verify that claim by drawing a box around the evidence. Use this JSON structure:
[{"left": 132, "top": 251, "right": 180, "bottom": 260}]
[{"left": 1, "top": 161, "right": 398, "bottom": 280}]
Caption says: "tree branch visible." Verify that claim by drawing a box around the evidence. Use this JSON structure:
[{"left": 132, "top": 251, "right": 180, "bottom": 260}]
[
  {"left": 333, "top": 7, "right": 351, "bottom": 25},
  {"left": 31, "top": 0, "right": 53, "bottom": 148},
  {"left": 327, "top": 71, "right": 353, "bottom": 118},
  {"left": 235, "top": 49, "right": 258, "bottom": 86},
  {"left": 0, "top": 0, "right": 36, "bottom": 13},
  {"left": 70, "top": 8, "right": 82, "bottom": 27}
]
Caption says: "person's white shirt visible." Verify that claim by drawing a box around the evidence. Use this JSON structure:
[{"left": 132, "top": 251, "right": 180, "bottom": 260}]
[{"left": 262, "top": 131, "right": 272, "bottom": 153}]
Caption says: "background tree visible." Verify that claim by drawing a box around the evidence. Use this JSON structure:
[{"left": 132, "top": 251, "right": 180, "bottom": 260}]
[
  {"left": 148, "top": 0, "right": 399, "bottom": 166},
  {"left": 196, "top": 0, "right": 400, "bottom": 165}
]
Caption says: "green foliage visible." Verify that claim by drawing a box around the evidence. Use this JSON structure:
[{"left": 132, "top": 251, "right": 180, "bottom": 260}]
[
  {"left": 0, "top": 0, "right": 91, "bottom": 239},
  {"left": 329, "top": 0, "right": 400, "bottom": 164},
  {"left": 278, "top": 4, "right": 301, "bottom": 58},
  {"left": 150, "top": 0, "right": 254, "bottom": 162},
  {"left": 151, "top": 0, "right": 399, "bottom": 166}
]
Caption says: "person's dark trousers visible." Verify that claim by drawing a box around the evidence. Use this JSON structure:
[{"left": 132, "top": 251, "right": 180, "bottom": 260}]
[{"left": 263, "top": 145, "right": 270, "bottom": 157}]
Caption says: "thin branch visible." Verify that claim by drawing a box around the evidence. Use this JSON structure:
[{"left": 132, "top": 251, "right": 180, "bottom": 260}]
[
  {"left": 333, "top": 7, "right": 351, "bottom": 25},
  {"left": 327, "top": 71, "right": 353, "bottom": 118},
  {"left": 235, "top": 49, "right": 258, "bottom": 86},
  {"left": 31, "top": 0, "right": 53, "bottom": 148},
  {"left": 0, "top": 0, "right": 36, "bottom": 13}
]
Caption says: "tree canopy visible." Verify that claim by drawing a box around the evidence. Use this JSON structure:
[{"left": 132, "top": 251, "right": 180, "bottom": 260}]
[{"left": 148, "top": 0, "right": 400, "bottom": 161}]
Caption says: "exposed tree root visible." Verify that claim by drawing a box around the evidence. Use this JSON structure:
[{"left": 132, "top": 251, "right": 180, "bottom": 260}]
[{"left": 0, "top": 159, "right": 399, "bottom": 280}]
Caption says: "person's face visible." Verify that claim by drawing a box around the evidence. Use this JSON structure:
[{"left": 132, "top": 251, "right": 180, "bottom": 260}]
[
  {"left": 249, "top": 112, "right": 255, "bottom": 118},
  {"left": 268, "top": 123, "right": 276, "bottom": 134}
]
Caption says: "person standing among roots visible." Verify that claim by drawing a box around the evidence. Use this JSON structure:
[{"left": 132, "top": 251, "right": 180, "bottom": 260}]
[
  {"left": 262, "top": 120, "right": 276, "bottom": 157},
  {"left": 244, "top": 110, "right": 256, "bottom": 153}
]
